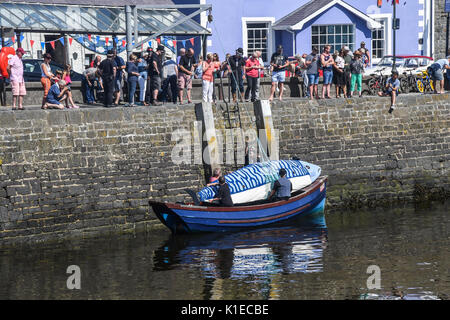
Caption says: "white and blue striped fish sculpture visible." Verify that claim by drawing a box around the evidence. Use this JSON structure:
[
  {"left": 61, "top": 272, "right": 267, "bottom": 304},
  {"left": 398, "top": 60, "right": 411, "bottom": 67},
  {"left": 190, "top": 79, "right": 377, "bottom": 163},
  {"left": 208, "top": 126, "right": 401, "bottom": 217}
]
[{"left": 198, "top": 160, "right": 321, "bottom": 205}]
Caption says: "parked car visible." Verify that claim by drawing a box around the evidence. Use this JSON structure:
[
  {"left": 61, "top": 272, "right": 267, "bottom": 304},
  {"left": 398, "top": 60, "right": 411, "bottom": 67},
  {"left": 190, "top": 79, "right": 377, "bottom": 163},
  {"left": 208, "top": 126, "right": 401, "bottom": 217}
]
[
  {"left": 22, "top": 59, "right": 83, "bottom": 82},
  {"left": 365, "top": 55, "right": 434, "bottom": 77}
]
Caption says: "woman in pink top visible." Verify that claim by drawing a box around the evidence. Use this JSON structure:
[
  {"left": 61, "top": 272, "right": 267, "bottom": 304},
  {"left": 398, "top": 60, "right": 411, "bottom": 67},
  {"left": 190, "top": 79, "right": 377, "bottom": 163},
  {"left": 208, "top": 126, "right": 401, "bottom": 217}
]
[
  {"left": 245, "top": 52, "right": 263, "bottom": 102},
  {"left": 202, "top": 53, "right": 219, "bottom": 102},
  {"left": 62, "top": 64, "right": 79, "bottom": 109}
]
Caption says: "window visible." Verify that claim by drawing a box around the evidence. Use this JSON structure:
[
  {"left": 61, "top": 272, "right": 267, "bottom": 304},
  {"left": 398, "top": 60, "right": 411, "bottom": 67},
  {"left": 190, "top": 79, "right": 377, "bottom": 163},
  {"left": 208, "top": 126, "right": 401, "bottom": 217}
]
[
  {"left": 311, "top": 24, "right": 354, "bottom": 53},
  {"left": 246, "top": 22, "right": 270, "bottom": 62},
  {"left": 372, "top": 19, "right": 385, "bottom": 60}
]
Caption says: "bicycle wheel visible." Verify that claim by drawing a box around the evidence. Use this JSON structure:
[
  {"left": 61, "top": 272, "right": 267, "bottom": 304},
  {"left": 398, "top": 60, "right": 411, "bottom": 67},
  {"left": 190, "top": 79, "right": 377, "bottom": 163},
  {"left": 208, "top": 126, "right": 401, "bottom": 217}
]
[
  {"left": 416, "top": 79, "right": 425, "bottom": 93},
  {"left": 430, "top": 80, "right": 435, "bottom": 92},
  {"left": 400, "top": 78, "right": 409, "bottom": 94},
  {"left": 367, "top": 79, "right": 377, "bottom": 95}
]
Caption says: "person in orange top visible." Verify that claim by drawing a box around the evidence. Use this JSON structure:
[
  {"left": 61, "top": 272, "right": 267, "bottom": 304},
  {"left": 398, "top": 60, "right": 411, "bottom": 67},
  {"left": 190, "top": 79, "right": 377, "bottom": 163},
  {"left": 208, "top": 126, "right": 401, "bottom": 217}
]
[
  {"left": 245, "top": 52, "right": 263, "bottom": 102},
  {"left": 202, "top": 53, "right": 220, "bottom": 102},
  {"left": 40, "top": 53, "right": 58, "bottom": 109}
]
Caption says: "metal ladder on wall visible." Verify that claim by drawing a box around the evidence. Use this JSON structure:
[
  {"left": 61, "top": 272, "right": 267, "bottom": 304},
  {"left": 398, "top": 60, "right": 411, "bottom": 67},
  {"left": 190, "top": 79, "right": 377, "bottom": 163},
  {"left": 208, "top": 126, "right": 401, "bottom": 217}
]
[{"left": 217, "top": 101, "right": 244, "bottom": 171}]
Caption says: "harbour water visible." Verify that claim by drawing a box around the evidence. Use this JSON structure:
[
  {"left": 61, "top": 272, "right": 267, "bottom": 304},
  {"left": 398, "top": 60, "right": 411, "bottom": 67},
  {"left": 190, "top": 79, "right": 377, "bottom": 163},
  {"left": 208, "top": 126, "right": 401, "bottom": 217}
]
[{"left": 0, "top": 200, "right": 448, "bottom": 300}]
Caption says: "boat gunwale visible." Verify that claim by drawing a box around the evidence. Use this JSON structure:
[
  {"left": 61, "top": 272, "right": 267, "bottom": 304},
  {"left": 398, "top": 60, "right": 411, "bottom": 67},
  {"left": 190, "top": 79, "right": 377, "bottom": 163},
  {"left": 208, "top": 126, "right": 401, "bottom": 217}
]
[{"left": 149, "top": 176, "right": 328, "bottom": 212}]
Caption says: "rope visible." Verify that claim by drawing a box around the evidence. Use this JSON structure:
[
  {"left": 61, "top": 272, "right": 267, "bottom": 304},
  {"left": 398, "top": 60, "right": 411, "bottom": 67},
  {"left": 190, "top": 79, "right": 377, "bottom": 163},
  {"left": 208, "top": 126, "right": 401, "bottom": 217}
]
[{"left": 210, "top": 20, "right": 275, "bottom": 180}]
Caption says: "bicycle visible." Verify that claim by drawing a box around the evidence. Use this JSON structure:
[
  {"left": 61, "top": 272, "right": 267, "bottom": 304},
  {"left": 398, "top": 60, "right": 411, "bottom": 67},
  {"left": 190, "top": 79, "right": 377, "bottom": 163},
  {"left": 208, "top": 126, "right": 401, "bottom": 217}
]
[
  {"left": 401, "top": 69, "right": 418, "bottom": 94},
  {"left": 367, "top": 69, "right": 388, "bottom": 95},
  {"left": 416, "top": 69, "right": 435, "bottom": 93}
]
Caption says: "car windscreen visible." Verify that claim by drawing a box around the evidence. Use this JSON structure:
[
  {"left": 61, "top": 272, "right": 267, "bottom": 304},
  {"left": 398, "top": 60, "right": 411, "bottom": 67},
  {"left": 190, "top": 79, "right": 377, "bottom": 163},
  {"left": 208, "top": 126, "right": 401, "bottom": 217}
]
[{"left": 378, "top": 57, "right": 405, "bottom": 67}]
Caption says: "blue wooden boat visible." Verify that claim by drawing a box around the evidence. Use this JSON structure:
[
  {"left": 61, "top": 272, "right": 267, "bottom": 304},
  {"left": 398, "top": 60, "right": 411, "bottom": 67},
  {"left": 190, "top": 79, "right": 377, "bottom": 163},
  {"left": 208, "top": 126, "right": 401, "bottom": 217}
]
[{"left": 149, "top": 176, "right": 328, "bottom": 234}]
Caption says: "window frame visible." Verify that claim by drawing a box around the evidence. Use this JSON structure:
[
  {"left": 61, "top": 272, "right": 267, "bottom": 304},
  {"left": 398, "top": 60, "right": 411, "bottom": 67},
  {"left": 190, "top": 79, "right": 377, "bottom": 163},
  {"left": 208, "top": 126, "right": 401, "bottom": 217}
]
[
  {"left": 368, "top": 13, "right": 392, "bottom": 65},
  {"left": 242, "top": 17, "right": 275, "bottom": 64},
  {"left": 310, "top": 23, "right": 356, "bottom": 54}
]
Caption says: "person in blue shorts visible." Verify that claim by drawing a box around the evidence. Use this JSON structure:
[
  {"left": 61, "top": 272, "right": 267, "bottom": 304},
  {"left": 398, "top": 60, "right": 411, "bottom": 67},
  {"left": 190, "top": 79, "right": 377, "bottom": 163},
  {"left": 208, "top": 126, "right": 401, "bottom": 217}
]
[
  {"left": 305, "top": 47, "right": 320, "bottom": 100},
  {"left": 320, "top": 45, "right": 334, "bottom": 99},
  {"left": 269, "top": 45, "right": 289, "bottom": 102},
  {"left": 378, "top": 71, "right": 400, "bottom": 114},
  {"left": 427, "top": 56, "right": 450, "bottom": 94}
]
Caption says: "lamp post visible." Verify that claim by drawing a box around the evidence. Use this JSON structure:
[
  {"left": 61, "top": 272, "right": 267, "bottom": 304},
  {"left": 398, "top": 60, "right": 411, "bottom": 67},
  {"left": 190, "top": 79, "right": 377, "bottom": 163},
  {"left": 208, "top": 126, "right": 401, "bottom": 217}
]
[{"left": 392, "top": 0, "right": 397, "bottom": 73}]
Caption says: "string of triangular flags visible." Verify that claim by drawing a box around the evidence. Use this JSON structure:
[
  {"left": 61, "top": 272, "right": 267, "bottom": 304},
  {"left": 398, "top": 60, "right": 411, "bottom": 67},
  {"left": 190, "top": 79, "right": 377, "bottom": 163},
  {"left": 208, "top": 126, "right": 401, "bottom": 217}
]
[{"left": 2, "top": 33, "right": 200, "bottom": 50}]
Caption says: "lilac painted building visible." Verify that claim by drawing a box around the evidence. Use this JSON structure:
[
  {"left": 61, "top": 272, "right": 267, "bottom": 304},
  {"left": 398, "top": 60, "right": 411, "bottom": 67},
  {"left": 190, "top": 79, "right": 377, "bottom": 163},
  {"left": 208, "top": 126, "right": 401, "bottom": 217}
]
[{"left": 174, "top": 0, "right": 436, "bottom": 65}]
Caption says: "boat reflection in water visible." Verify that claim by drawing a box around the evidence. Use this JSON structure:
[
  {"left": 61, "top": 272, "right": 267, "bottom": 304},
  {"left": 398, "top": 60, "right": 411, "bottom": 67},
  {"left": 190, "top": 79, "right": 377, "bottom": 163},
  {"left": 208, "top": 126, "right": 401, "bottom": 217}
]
[{"left": 153, "top": 211, "right": 328, "bottom": 281}]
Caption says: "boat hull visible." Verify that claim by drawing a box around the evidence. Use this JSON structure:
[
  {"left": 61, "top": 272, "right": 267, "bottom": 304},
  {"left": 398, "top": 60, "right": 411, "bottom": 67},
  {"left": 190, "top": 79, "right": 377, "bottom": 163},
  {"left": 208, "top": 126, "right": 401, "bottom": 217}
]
[{"left": 150, "top": 176, "right": 328, "bottom": 234}]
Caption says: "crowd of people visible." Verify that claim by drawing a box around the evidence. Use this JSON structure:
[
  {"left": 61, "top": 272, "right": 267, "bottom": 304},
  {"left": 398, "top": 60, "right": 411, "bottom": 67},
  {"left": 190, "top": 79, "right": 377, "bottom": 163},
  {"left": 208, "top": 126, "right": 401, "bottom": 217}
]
[{"left": 4, "top": 41, "right": 450, "bottom": 111}]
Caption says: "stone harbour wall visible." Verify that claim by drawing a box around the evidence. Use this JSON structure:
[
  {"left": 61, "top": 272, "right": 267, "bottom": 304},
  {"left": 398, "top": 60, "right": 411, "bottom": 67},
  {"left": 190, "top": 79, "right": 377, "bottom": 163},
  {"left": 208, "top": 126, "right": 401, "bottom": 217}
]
[{"left": 0, "top": 94, "right": 449, "bottom": 245}]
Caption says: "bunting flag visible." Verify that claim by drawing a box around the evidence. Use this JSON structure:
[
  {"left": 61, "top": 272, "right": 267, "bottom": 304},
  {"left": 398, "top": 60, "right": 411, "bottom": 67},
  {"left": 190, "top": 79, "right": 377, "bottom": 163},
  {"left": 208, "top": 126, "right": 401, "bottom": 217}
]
[
  {"left": 105, "top": 37, "right": 109, "bottom": 46},
  {"left": 11, "top": 35, "right": 15, "bottom": 44},
  {"left": 377, "top": 0, "right": 382, "bottom": 7},
  {"left": 59, "top": 37, "right": 64, "bottom": 46},
  {"left": 156, "top": 38, "right": 161, "bottom": 45},
  {"left": 69, "top": 37, "right": 73, "bottom": 46},
  {"left": 114, "top": 37, "right": 119, "bottom": 44},
  {"left": 88, "top": 34, "right": 92, "bottom": 41},
  {"left": 148, "top": 41, "right": 152, "bottom": 48},
  {"left": 181, "top": 40, "right": 186, "bottom": 47},
  {"left": 96, "top": 36, "right": 100, "bottom": 44},
  {"left": 162, "top": 38, "right": 168, "bottom": 47},
  {"left": 30, "top": 40, "right": 35, "bottom": 48},
  {"left": 172, "top": 40, "right": 177, "bottom": 47},
  {"left": 50, "top": 41, "right": 55, "bottom": 49},
  {"left": 189, "top": 38, "right": 194, "bottom": 46},
  {"left": 122, "top": 40, "right": 126, "bottom": 47},
  {"left": 41, "top": 42, "right": 45, "bottom": 50},
  {"left": 19, "top": 35, "right": 24, "bottom": 43}
]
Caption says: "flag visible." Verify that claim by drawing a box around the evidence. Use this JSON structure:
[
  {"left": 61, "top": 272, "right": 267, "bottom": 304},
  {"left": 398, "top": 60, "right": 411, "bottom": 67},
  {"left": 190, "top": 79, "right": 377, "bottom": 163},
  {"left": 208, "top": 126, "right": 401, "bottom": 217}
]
[
  {"left": 96, "top": 36, "right": 100, "bottom": 44},
  {"left": 50, "top": 41, "right": 55, "bottom": 49},
  {"left": 69, "top": 37, "right": 73, "bottom": 46},
  {"left": 122, "top": 40, "right": 126, "bottom": 47},
  {"left": 148, "top": 41, "right": 152, "bottom": 48},
  {"left": 172, "top": 40, "right": 177, "bottom": 47},
  {"left": 11, "top": 35, "right": 15, "bottom": 44},
  {"left": 162, "top": 38, "right": 168, "bottom": 46},
  {"left": 78, "top": 36, "right": 84, "bottom": 43},
  {"left": 181, "top": 40, "right": 186, "bottom": 47},
  {"left": 156, "top": 38, "right": 161, "bottom": 45},
  {"left": 59, "top": 37, "right": 64, "bottom": 46},
  {"left": 189, "top": 38, "right": 194, "bottom": 46},
  {"left": 19, "top": 35, "right": 24, "bottom": 43},
  {"left": 88, "top": 34, "right": 92, "bottom": 41},
  {"left": 105, "top": 37, "right": 109, "bottom": 46},
  {"left": 41, "top": 42, "right": 45, "bottom": 50},
  {"left": 30, "top": 40, "right": 35, "bottom": 48},
  {"left": 377, "top": 0, "right": 382, "bottom": 7}
]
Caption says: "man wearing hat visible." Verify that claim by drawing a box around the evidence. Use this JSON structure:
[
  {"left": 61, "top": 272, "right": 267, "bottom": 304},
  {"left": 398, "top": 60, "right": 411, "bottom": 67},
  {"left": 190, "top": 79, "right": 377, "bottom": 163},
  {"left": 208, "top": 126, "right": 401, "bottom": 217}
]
[
  {"left": 97, "top": 49, "right": 117, "bottom": 108},
  {"left": 149, "top": 45, "right": 165, "bottom": 106},
  {"left": 7, "top": 47, "right": 26, "bottom": 110},
  {"left": 358, "top": 41, "right": 370, "bottom": 68}
]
